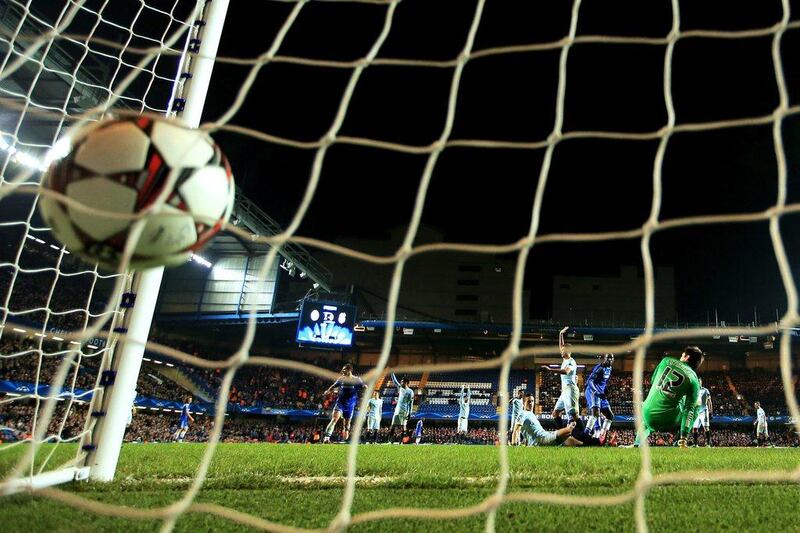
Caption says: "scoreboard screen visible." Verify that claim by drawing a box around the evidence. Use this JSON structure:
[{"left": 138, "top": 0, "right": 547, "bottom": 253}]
[{"left": 296, "top": 301, "right": 356, "bottom": 347}]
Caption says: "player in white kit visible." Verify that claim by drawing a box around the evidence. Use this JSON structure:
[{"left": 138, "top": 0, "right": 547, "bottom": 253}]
[
  {"left": 365, "top": 391, "right": 383, "bottom": 443},
  {"left": 389, "top": 374, "right": 414, "bottom": 443},
  {"left": 510, "top": 389, "right": 524, "bottom": 445},
  {"left": 754, "top": 401, "right": 771, "bottom": 446},
  {"left": 541, "top": 327, "right": 579, "bottom": 428},
  {"left": 691, "top": 378, "right": 712, "bottom": 447},
  {"left": 457, "top": 385, "right": 471, "bottom": 441},
  {"left": 518, "top": 395, "right": 579, "bottom": 446}
]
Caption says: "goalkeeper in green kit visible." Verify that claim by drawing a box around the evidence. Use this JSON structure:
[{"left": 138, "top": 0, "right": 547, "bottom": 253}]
[{"left": 637, "top": 346, "right": 704, "bottom": 448}]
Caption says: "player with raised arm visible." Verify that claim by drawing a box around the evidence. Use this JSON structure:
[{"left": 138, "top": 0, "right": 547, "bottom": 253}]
[
  {"left": 636, "top": 346, "right": 704, "bottom": 448},
  {"left": 754, "top": 401, "right": 771, "bottom": 447},
  {"left": 510, "top": 389, "right": 524, "bottom": 445},
  {"left": 173, "top": 396, "right": 194, "bottom": 442},
  {"left": 691, "top": 378, "right": 712, "bottom": 447},
  {"left": 365, "top": 391, "right": 383, "bottom": 444},
  {"left": 541, "top": 327, "right": 579, "bottom": 428},
  {"left": 585, "top": 353, "right": 614, "bottom": 443},
  {"left": 389, "top": 373, "right": 414, "bottom": 444},
  {"left": 518, "top": 395, "right": 581, "bottom": 446},
  {"left": 457, "top": 384, "right": 471, "bottom": 441},
  {"left": 322, "top": 363, "right": 364, "bottom": 443}
]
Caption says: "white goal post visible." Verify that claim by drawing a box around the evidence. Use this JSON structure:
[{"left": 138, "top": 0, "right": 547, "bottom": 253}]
[
  {"left": 0, "top": 0, "right": 229, "bottom": 490},
  {"left": 83, "top": 0, "right": 230, "bottom": 483}
]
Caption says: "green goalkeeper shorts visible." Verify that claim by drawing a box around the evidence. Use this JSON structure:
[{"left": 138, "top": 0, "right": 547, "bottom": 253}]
[{"left": 642, "top": 405, "right": 682, "bottom": 432}]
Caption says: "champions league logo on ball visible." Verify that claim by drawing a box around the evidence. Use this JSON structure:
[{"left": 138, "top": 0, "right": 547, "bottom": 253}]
[{"left": 296, "top": 302, "right": 356, "bottom": 347}]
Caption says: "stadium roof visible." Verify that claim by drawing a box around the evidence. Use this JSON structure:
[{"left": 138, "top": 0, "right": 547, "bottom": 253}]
[{"left": 204, "top": 189, "right": 333, "bottom": 292}]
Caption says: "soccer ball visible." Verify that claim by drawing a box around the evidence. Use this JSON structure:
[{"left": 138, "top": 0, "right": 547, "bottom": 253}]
[{"left": 39, "top": 116, "right": 235, "bottom": 271}]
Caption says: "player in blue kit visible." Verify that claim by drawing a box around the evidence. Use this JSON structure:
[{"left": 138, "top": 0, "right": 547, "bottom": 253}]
[
  {"left": 323, "top": 363, "right": 364, "bottom": 443},
  {"left": 173, "top": 396, "right": 194, "bottom": 442},
  {"left": 413, "top": 419, "right": 424, "bottom": 444},
  {"left": 584, "top": 353, "right": 614, "bottom": 442}
]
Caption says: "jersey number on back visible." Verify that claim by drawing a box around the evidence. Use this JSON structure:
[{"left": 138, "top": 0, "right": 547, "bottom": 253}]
[{"left": 656, "top": 367, "right": 685, "bottom": 397}]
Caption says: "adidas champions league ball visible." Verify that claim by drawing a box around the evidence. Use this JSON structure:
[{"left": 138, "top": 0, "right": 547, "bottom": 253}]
[{"left": 39, "top": 116, "right": 235, "bottom": 271}]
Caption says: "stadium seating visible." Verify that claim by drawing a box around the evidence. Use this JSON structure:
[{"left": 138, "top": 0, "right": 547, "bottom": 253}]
[
  {"left": 3, "top": 333, "right": 798, "bottom": 421},
  {"left": 418, "top": 370, "right": 498, "bottom": 417}
]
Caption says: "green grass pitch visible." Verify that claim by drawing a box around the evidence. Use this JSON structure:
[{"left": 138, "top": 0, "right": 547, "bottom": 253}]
[{"left": 1, "top": 444, "right": 799, "bottom": 532}]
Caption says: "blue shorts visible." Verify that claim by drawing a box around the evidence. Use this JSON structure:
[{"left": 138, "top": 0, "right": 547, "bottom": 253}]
[
  {"left": 585, "top": 387, "right": 610, "bottom": 410},
  {"left": 179, "top": 417, "right": 189, "bottom": 429},
  {"left": 334, "top": 398, "right": 357, "bottom": 420}
]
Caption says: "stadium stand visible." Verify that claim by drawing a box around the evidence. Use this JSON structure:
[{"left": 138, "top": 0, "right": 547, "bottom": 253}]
[
  {"left": 421, "top": 370, "right": 497, "bottom": 418},
  {"left": 3, "top": 334, "right": 798, "bottom": 429}
]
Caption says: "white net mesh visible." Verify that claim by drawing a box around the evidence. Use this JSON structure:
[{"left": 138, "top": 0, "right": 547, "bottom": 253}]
[
  {"left": 0, "top": 0, "right": 197, "bottom": 484},
  {"left": 1, "top": 0, "right": 799, "bottom": 531}
]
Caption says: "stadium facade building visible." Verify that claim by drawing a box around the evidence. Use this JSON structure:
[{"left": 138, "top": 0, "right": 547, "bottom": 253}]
[
  {"left": 551, "top": 265, "right": 676, "bottom": 326},
  {"left": 311, "top": 226, "right": 531, "bottom": 324}
]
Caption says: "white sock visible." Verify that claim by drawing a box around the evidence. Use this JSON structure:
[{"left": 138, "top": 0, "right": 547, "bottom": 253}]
[
  {"left": 325, "top": 419, "right": 336, "bottom": 438},
  {"left": 600, "top": 419, "right": 612, "bottom": 439}
]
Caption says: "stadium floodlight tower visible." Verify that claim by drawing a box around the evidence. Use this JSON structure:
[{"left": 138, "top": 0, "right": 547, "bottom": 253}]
[{"left": 81, "top": 0, "right": 231, "bottom": 483}]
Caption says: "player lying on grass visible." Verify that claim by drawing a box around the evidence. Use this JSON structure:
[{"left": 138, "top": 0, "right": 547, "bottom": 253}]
[
  {"left": 518, "top": 395, "right": 581, "bottom": 446},
  {"left": 635, "top": 346, "right": 704, "bottom": 448},
  {"left": 322, "top": 363, "right": 364, "bottom": 443},
  {"left": 173, "top": 396, "right": 194, "bottom": 442},
  {"left": 389, "top": 373, "right": 414, "bottom": 444},
  {"left": 585, "top": 353, "right": 614, "bottom": 443},
  {"left": 540, "top": 327, "right": 579, "bottom": 428}
]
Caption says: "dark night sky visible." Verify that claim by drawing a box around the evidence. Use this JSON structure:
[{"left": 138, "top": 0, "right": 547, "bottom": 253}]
[{"left": 199, "top": 0, "right": 800, "bottom": 322}]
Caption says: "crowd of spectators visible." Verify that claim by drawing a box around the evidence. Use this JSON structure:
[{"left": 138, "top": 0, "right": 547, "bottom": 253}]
[
  {"left": 148, "top": 339, "right": 349, "bottom": 411},
  {"left": 0, "top": 256, "right": 114, "bottom": 332},
  {"left": 0, "top": 337, "right": 185, "bottom": 401},
  {"left": 2, "top": 330, "right": 799, "bottom": 434},
  {"left": 120, "top": 413, "right": 503, "bottom": 445},
  {"left": 608, "top": 428, "right": 799, "bottom": 447},
  {"left": 0, "top": 402, "right": 89, "bottom": 442},
  {"left": 0, "top": 337, "right": 99, "bottom": 391},
  {"left": 3, "top": 398, "right": 797, "bottom": 447},
  {"left": 728, "top": 370, "right": 796, "bottom": 416}
]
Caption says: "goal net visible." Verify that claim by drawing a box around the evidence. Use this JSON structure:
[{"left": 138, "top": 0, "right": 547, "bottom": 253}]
[
  {"left": 0, "top": 0, "right": 199, "bottom": 491},
  {"left": 1, "top": 0, "right": 799, "bottom": 531}
]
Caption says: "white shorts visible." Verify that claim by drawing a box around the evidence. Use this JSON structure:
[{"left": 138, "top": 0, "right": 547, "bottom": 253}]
[
  {"left": 457, "top": 417, "right": 468, "bottom": 433},
  {"left": 392, "top": 412, "right": 409, "bottom": 427},
  {"left": 757, "top": 422, "right": 769, "bottom": 436},
  {"left": 554, "top": 384, "right": 579, "bottom": 415},
  {"left": 366, "top": 416, "right": 380, "bottom": 431},
  {"left": 693, "top": 410, "right": 710, "bottom": 429},
  {"left": 520, "top": 412, "right": 558, "bottom": 446}
]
